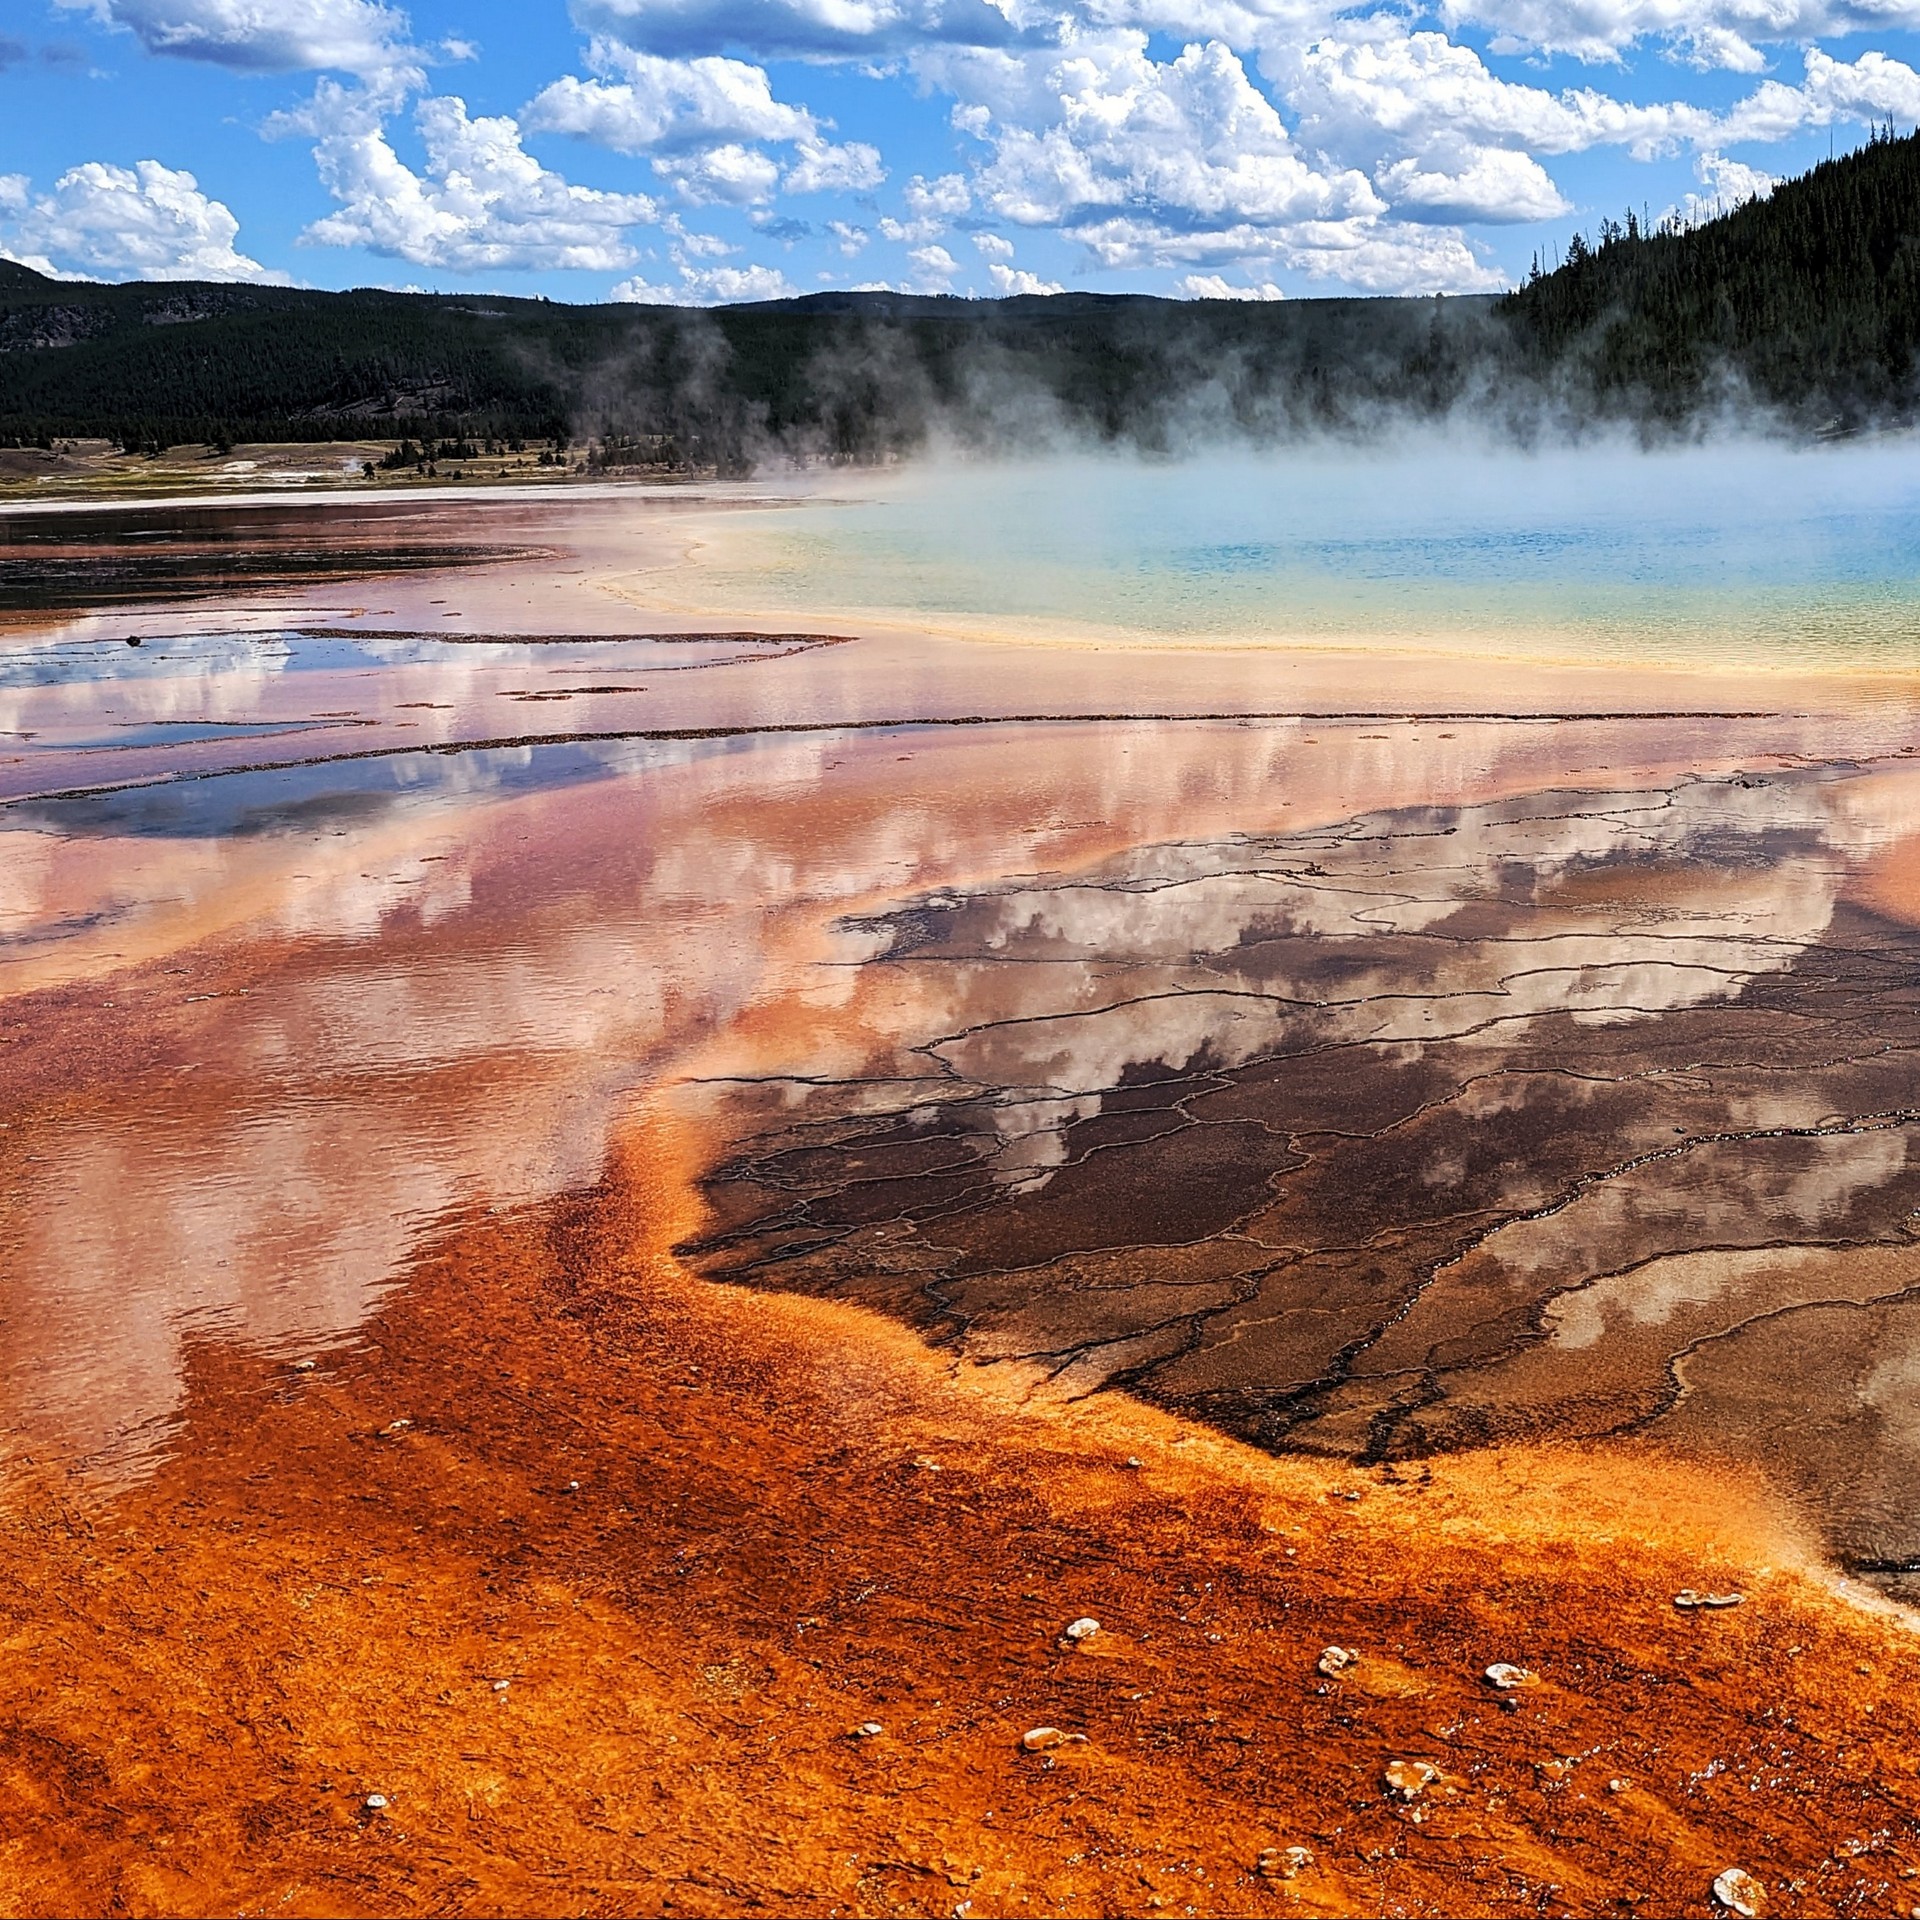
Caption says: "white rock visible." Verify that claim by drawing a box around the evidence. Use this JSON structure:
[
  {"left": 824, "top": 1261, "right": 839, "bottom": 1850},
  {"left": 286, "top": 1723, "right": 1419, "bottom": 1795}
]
[
  {"left": 1674, "top": 1589, "right": 1745, "bottom": 1610},
  {"left": 1062, "top": 1617, "right": 1100, "bottom": 1643},
  {"left": 1021, "top": 1726, "right": 1087, "bottom": 1752},
  {"left": 852, "top": 1721, "right": 883, "bottom": 1738},
  {"left": 1256, "top": 1845, "right": 1313, "bottom": 1880},
  {"left": 1317, "top": 1645, "right": 1359, "bottom": 1676},
  {"left": 1484, "top": 1662, "right": 1535, "bottom": 1690},
  {"left": 363, "top": 1793, "right": 389, "bottom": 1812},
  {"left": 1383, "top": 1759, "right": 1439, "bottom": 1801},
  {"left": 1712, "top": 1866, "right": 1765, "bottom": 1916}
]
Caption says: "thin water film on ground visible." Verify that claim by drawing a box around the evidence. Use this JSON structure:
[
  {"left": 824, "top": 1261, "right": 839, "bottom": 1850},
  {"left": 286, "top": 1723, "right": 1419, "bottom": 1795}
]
[{"left": 679, "top": 756, "right": 1920, "bottom": 1598}]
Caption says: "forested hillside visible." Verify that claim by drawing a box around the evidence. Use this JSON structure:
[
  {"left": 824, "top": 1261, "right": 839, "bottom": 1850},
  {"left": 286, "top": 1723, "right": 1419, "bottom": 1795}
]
[
  {"left": 0, "top": 266, "right": 1493, "bottom": 464},
  {"left": 6, "top": 124, "right": 1920, "bottom": 464},
  {"left": 1499, "top": 124, "right": 1920, "bottom": 422}
]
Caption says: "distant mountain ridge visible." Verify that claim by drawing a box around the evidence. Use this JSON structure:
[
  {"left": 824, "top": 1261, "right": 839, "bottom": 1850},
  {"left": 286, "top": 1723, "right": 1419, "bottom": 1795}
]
[
  {"left": 0, "top": 272, "right": 1497, "bottom": 463},
  {"left": 5, "top": 127, "right": 1920, "bottom": 463}
]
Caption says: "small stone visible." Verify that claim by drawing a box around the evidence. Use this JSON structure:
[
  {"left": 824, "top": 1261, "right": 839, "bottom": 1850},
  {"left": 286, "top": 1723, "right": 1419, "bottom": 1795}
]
[
  {"left": 1124, "top": 1457, "right": 1143, "bottom": 1469},
  {"left": 1607, "top": 1778, "right": 1630, "bottom": 1794},
  {"left": 379, "top": 1418, "right": 412, "bottom": 1437},
  {"left": 1484, "top": 1662, "right": 1535, "bottom": 1690},
  {"left": 1674, "top": 1589, "right": 1744, "bottom": 1610},
  {"left": 363, "top": 1793, "right": 389, "bottom": 1812},
  {"left": 292, "top": 1359, "right": 316, "bottom": 1372},
  {"left": 1256, "top": 1845, "right": 1313, "bottom": 1880},
  {"left": 1712, "top": 1867, "right": 1765, "bottom": 1917},
  {"left": 1318, "top": 1645, "right": 1359, "bottom": 1676},
  {"left": 565, "top": 1480, "right": 580, "bottom": 1492},
  {"left": 491, "top": 1679, "right": 511, "bottom": 1693},
  {"left": 912, "top": 1455, "right": 942, "bottom": 1471},
  {"left": 1062, "top": 1617, "right": 1100, "bottom": 1643},
  {"left": 1021, "top": 1726, "right": 1085, "bottom": 1752},
  {"left": 851, "top": 1721, "right": 883, "bottom": 1739},
  {"left": 1384, "top": 1759, "right": 1439, "bottom": 1801}
]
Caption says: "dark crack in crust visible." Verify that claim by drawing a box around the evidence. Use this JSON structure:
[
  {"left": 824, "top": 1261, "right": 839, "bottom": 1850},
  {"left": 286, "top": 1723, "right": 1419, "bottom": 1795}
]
[{"left": 677, "top": 765, "right": 1920, "bottom": 1591}]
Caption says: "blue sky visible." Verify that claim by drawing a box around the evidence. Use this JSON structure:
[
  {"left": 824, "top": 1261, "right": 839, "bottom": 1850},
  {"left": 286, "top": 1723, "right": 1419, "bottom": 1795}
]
[{"left": 1, "top": 0, "right": 1915, "bottom": 302}]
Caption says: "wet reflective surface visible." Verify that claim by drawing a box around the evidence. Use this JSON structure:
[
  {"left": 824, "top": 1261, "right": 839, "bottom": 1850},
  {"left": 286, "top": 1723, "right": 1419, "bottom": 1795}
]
[
  {"left": 0, "top": 625, "right": 847, "bottom": 803},
  {"left": 8, "top": 483, "right": 1920, "bottom": 1608},
  {"left": 680, "top": 757, "right": 1920, "bottom": 1595},
  {"left": 5, "top": 702, "right": 1816, "bottom": 1483}
]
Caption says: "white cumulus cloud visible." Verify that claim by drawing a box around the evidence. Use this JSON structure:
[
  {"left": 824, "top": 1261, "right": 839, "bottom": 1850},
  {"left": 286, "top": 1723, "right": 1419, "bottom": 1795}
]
[
  {"left": 782, "top": 136, "right": 886, "bottom": 192},
  {"left": 572, "top": 0, "right": 1033, "bottom": 61},
  {"left": 907, "top": 171, "right": 973, "bottom": 217},
  {"left": 967, "top": 228, "right": 1061, "bottom": 289},
  {"left": 1376, "top": 147, "right": 1570, "bottom": 223},
  {"left": 58, "top": 0, "right": 417, "bottom": 78},
  {"left": 987, "top": 260, "right": 1064, "bottom": 291},
  {"left": 523, "top": 44, "right": 817, "bottom": 153},
  {"left": 652, "top": 140, "right": 784, "bottom": 203},
  {"left": 1438, "top": 0, "right": 1920, "bottom": 73},
  {"left": 297, "top": 86, "right": 656, "bottom": 270},
  {"left": 611, "top": 257, "right": 796, "bottom": 300},
  {"left": 908, "top": 240, "right": 961, "bottom": 286},
  {"left": 941, "top": 35, "right": 1380, "bottom": 234},
  {"left": 1288, "top": 218, "right": 1506, "bottom": 291},
  {"left": 1716, "top": 46, "right": 1920, "bottom": 143},
  {"left": 1670, "top": 147, "right": 1777, "bottom": 224},
  {"left": 1175, "top": 271, "right": 1285, "bottom": 296},
  {"left": 1276, "top": 28, "right": 1715, "bottom": 164},
  {"left": 2, "top": 158, "right": 287, "bottom": 281},
  {"left": 912, "top": 32, "right": 1526, "bottom": 292},
  {"left": 523, "top": 41, "right": 881, "bottom": 211},
  {"left": 1069, "top": 208, "right": 1506, "bottom": 291}
]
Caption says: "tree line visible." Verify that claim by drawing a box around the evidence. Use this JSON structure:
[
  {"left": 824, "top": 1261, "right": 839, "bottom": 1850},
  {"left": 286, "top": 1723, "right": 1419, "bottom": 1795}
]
[
  {"left": 6, "top": 125, "right": 1920, "bottom": 464},
  {"left": 1498, "top": 122, "right": 1920, "bottom": 425}
]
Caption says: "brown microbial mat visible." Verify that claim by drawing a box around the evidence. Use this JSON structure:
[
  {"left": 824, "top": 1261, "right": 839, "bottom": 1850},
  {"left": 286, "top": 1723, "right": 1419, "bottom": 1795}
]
[
  {"left": 0, "top": 497, "right": 549, "bottom": 612},
  {"left": 678, "top": 759, "right": 1920, "bottom": 1601}
]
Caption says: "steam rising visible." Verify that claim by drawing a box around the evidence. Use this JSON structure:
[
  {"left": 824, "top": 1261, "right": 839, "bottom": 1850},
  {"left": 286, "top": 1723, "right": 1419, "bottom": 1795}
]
[
  {"left": 566, "top": 293, "right": 1856, "bottom": 476},
  {"left": 685, "top": 436, "right": 1920, "bottom": 675}
]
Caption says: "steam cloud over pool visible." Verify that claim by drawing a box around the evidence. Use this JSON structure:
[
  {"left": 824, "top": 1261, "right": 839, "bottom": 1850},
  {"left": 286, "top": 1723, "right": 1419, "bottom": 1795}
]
[{"left": 682, "top": 440, "right": 1920, "bottom": 674}]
